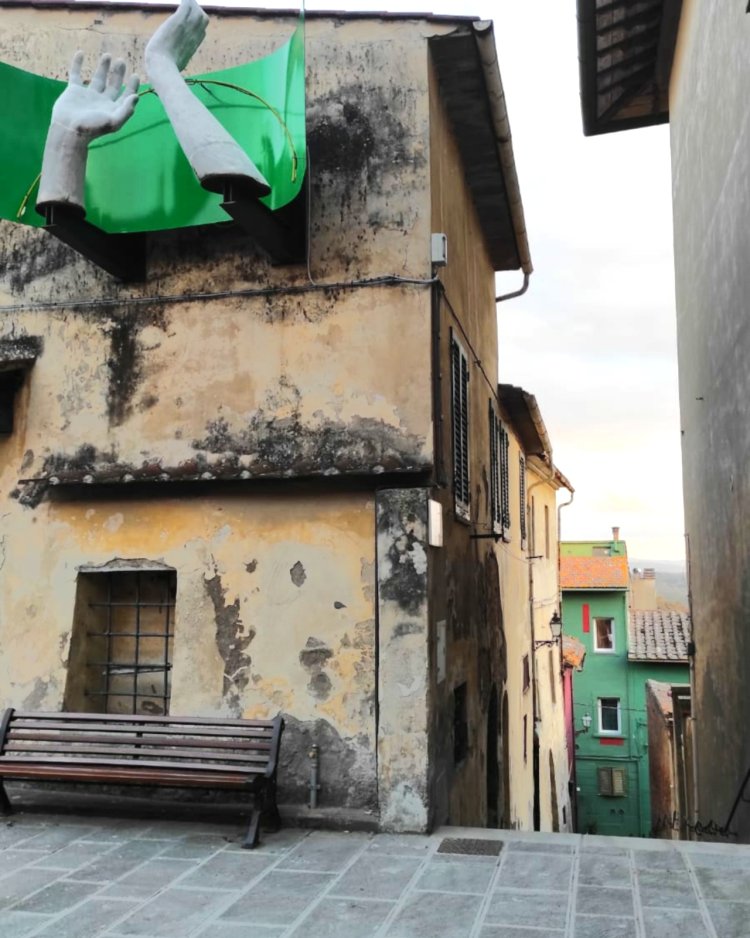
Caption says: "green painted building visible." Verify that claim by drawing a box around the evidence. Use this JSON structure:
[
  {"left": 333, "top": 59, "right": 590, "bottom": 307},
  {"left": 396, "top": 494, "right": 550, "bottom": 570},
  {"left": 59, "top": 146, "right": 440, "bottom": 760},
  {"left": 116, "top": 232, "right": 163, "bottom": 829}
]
[{"left": 561, "top": 535, "right": 690, "bottom": 837}]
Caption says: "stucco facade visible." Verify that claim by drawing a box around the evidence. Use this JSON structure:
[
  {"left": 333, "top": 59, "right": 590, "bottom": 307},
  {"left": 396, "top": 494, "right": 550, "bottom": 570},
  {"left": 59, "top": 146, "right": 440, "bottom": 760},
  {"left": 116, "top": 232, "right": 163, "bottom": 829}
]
[{"left": 0, "top": 3, "right": 539, "bottom": 831}]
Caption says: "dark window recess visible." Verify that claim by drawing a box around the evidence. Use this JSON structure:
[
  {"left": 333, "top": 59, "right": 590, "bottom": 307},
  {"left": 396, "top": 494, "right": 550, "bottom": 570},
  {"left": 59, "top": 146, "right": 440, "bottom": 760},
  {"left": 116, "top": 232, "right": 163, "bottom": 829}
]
[
  {"left": 592, "top": 546, "right": 611, "bottom": 557},
  {"left": 0, "top": 371, "right": 24, "bottom": 435},
  {"left": 523, "top": 714, "right": 528, "bottom": 763},
  {"left": 522, "top": 654, "right": 530, "bottom": 692},
  {"left": 453, "top": 682, "right": 469, "bottom": 764},
  {"left": 544, "top": 504, "right": 550, "bottom": 559},
  {"left": 598, "top": 766, "right": 627, "bottom": 797},
  {"left": 74, "top": 570, "right": 176, "bottom": 716},
  {"left": 519, "top": 455, "right": 527, "bottom": 547},
  {"left": 451, "top": 334, "right": 470, "bottom": 520}
]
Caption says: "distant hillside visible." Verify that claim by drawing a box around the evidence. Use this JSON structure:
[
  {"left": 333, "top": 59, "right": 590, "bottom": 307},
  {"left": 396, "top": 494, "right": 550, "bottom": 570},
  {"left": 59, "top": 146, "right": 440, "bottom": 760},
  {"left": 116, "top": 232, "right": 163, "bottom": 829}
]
[{"left": 631, "top": 560, "right": 689, "bottom": 609}]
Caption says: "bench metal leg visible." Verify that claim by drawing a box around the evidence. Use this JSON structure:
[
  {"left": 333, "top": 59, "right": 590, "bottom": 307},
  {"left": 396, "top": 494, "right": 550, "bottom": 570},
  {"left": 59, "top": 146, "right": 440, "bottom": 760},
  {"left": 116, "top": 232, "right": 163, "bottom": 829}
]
[
  {"left": 243, "top": 808, "right": 261, "bottom": 849},
  {"left": 0, "top": 781, "right": 12, "bottom": 815}
]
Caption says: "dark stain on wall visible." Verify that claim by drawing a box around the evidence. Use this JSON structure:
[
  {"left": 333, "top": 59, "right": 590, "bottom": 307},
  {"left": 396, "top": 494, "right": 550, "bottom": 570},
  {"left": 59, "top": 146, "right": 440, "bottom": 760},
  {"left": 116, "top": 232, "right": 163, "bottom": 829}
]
[
  {"left": 278, "top": 714, "right": 377, "bottom": 809},
  {"left": 245, "top": 559, "right": 258, "bottom": 574},
  {"left": 193, "top": 411, "right": 428, "bottom": 476},
  {"left": 377, "top": 495, "right": 428, "bottom": 617},
  {"left": 307, "top": 85, "right": 412, "bottom": 186},
  {"left": 299, "top": 636, "right": 333, "bottom": 700},
  {"left": 204, "top": 569, "right": 255, "bottom": 714},
  {"left": 290, "top": 561, "right": 307, "bottom": 587},
  {"left": 106, "top": 306, "right": 167, "bottom": 428},
  {"left": 1, "top": 229, "right": 73, "bottom": 294}
]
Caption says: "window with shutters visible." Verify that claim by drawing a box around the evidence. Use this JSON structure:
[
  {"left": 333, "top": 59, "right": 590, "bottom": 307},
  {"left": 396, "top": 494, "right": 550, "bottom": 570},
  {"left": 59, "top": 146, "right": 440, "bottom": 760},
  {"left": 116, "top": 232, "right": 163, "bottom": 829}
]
[
  {"left": 597, "top": 766, "right": 627, "bottom": 797},
  {"left": 489, "top": 405, "right": 510, "bottom": 540},
  {"left": 451, "top": 334, "right": 470, "bottom": 520},
  {"left": 519, "top": 455, "right": 527, "bottom": 548}
]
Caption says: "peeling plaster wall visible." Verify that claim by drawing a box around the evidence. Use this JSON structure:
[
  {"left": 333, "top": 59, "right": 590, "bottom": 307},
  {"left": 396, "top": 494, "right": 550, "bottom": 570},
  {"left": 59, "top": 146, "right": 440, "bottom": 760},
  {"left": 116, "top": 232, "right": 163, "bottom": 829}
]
[
  {"left": 376, "top": 488, "right": 430, "bottom": 831},
  {"left": 426, "top": 59, "right": 507, "bottom": 829},
  {"left": 0, "top": 10, "right": 440, "bottom": 487},
  {"left": 0, "top": 491, "right": 378, "bottom": 809},
  {"left": 669, "top": 1, "right": 750, "bottom": 840}
]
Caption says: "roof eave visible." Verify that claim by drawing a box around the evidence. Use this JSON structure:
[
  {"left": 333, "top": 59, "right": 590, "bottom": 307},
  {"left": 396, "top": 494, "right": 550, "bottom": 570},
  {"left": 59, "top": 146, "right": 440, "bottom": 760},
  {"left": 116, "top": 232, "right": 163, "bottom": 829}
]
[
  {"left": 430, "top": 23, "right": 532, "bottom": 274},
  {"left": 576, "top": 0, "right": 682, "bottom": 137}
]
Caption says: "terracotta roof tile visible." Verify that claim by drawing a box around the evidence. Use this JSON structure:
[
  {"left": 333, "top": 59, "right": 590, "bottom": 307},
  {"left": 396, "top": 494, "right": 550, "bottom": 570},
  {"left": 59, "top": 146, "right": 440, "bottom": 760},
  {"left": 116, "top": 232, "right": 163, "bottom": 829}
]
[
  {"left": 559, "top": 555, "right": 629, "bottom": 590},
  {"left": 629, "top": 610, "right": 691, "bottom": 663},
  {"left": 562, "top": 635, "right": 586, "bottom": 671}
]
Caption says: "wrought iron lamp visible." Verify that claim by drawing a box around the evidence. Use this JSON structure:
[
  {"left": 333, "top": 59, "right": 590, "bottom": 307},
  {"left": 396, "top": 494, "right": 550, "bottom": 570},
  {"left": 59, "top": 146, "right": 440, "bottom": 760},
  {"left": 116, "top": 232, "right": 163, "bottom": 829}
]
[{"left": 534, "top": 611, "right": 563, "bottom": 649}]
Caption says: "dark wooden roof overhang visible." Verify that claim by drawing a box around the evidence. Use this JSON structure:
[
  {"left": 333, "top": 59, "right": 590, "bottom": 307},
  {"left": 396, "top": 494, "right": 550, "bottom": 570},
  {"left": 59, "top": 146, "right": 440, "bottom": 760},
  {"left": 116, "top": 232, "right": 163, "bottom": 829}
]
[
  {"left": 429, "top": 24, "right": 531, "bottom": 273},
  {"left": 577, "top": 0, "right": 683, "bottom": 136},
  {"left": 497, "top": 383, "right": 551, "bottom": 458}
]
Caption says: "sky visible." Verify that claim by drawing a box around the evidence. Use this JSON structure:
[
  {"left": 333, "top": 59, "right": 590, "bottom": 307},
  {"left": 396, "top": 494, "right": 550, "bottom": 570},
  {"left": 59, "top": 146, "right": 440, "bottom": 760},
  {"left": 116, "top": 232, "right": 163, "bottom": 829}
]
[{"left": 108, "top": 0, "right": 687, "bottom": 564}]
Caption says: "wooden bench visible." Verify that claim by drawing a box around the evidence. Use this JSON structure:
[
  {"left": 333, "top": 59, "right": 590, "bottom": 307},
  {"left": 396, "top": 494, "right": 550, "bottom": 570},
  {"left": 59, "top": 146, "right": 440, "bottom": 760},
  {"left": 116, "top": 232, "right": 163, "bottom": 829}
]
[{"left": 0, "top": 709, "right": 284, "bottom": 849}]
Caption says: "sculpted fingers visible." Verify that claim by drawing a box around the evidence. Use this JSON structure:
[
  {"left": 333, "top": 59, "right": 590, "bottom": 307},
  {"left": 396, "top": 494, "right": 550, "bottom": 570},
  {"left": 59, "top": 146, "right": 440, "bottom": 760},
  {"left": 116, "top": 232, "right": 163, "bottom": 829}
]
[
  {"left": 69, "top": 51, "right": 84, "bottom": 86},
  {"left": 91, "top": 52, "right": 111, "bottom": 93},
  {"left": 110, "top": 92, "right": 140, "bottom": 131},
  {"left": 106, "top": 58, "right": 127, "bottom": 100}
]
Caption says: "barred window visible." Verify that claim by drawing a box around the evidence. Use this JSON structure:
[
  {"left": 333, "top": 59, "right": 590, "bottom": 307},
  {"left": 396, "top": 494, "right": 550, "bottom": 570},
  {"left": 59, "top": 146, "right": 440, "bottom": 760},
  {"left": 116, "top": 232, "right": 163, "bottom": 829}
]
[
  {"left": 451, "top": 334, "right": 470, "bottom": 520},
  {"left": 489, "top": 405, "right": 510, "bottom": 539},
  {"left": 598, "top": 766, "right": 627, "bottom": 797},
  {"left": 519, "top": 454, "right": 527, "bottom": 548}
]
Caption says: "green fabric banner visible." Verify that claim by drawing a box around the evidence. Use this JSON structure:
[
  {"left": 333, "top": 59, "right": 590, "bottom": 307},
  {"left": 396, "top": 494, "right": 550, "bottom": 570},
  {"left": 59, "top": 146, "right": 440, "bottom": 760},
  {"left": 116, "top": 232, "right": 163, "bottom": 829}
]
[{"left": 0, "top": 20, "right": 305, "bottom": 233}]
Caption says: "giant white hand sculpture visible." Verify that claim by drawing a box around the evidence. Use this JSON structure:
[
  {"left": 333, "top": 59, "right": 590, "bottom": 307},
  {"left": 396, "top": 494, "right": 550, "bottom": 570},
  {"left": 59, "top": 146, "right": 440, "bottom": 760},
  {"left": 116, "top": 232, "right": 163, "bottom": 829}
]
[
  {"left": 145, "top": 0, "right": 270, "bottom": 197},
  {"left": 37, "top": 52, "right": 140, "bottom": 215}
]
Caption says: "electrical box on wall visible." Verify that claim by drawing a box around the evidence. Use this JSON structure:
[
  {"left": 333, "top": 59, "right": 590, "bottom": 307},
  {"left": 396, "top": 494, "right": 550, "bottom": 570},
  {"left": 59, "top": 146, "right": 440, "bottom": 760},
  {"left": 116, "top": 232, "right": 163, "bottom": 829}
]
[{"left": 431, "top": 232, "right": 448, "bottom": 267}]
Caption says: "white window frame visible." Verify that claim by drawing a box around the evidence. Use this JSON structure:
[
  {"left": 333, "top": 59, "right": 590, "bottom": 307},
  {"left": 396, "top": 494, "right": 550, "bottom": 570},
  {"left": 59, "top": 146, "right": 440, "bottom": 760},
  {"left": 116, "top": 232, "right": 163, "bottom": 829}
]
[
  {"left": 597, "top": 697, "right": 622, "bottom": 736},
  {"left": 593, "top": 616, "right": 616, "bottom": 653}
]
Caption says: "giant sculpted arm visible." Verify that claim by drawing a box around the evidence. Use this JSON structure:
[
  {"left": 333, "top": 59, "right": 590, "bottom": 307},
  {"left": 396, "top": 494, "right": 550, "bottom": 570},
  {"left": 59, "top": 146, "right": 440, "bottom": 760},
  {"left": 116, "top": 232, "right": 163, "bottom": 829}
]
[
  {"left": 37, "top": 53, "right": 140, "bottom": 214},
  {"left": 145, "top": 0, "right": 270, "bottom": 197}
]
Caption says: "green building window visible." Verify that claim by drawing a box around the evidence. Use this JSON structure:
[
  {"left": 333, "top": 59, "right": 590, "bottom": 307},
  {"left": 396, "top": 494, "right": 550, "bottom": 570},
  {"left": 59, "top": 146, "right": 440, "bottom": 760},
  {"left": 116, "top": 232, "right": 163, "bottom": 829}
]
[
  {"left": 598, "top": 697, "right": 621, "bottom": 735},
  {"left": 594, "top": 617, "right": 615, "bottom": 652},
  {"left": 598, "top": 766, "right": 627, "bottom": 797}
]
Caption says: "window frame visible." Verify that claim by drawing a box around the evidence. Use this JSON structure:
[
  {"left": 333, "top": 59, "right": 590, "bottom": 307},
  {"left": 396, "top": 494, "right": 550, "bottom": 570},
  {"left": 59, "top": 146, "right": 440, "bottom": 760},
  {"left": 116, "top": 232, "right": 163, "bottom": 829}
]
[
  {"left": 593, "top": 616, "right": 616, "bottom": 653},
  {"left": 451, "top": 333, "right": 470, "bottom": 521},
  {"left": 597, "top": 696, "right": 622, "bottom": 736},
  {"left": 597, "top": 765, "right": 627, "bottom": 797},
  {"left": 519, "top": 454, "right": 527, "bottom": 549},
  {"left": 489, "top": 405, "right": 511, "bottom": 541}
]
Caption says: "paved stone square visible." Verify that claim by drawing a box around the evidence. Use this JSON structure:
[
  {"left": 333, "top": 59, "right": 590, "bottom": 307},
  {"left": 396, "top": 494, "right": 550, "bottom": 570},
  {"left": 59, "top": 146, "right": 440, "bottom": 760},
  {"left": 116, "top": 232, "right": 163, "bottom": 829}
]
[{"left": 0, "top": 811, "right": 749, "bottom": 937}]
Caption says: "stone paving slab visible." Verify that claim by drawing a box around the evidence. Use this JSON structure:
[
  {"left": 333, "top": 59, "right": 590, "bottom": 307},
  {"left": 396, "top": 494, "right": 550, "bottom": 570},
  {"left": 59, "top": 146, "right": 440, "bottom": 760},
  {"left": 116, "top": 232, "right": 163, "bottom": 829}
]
[{"left": 1, "top": 814, "right": 750, "bottom": 937}]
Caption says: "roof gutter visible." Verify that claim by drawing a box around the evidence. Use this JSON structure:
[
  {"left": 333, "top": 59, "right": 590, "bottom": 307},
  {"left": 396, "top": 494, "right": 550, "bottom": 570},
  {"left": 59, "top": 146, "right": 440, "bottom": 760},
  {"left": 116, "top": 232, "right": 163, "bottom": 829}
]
[{"left": 472, "top": 20, "right": 533, "bottom": 278}]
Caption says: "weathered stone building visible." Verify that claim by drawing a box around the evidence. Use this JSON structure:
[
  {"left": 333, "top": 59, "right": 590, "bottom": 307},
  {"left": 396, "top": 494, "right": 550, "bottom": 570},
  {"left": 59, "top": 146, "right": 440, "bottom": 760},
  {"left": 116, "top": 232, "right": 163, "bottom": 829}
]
[
  {"left": 577, "top": 0, "right": 750, "bottom": 839},
  {"left": 0, "top": 2, "right": 543, "bottom": 831}
]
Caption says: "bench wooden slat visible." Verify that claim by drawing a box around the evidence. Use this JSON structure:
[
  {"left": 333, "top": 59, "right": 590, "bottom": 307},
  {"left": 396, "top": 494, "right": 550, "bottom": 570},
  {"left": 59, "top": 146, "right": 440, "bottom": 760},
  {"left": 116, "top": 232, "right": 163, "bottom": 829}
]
[
  {"left": 2, "top": 743, "right": 271, "bottom": 765},
  {"left": 0, "top": 753, "right": 268, "bottom": 775},
  {"left": 12, "top": 711, "right": 276, "bottom": 728},
  {"left": 7, "top": 721, "right": 272, "bottom": 739},
  {"left": 6, "top": 731, "right": 271, "bottom": 751},
  {"left": 0, "top": 763, "right": 253, "bottom": 787},
  {"left": 0, "top": 709, "right": 284, "bottom": 849}
]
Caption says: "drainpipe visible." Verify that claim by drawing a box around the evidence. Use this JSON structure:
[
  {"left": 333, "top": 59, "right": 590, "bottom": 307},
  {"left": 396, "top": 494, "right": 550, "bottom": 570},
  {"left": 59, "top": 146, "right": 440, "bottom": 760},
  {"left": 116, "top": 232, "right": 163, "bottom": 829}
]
[{"left": 496, "top": 272, "right": 530, "bottom": 304}]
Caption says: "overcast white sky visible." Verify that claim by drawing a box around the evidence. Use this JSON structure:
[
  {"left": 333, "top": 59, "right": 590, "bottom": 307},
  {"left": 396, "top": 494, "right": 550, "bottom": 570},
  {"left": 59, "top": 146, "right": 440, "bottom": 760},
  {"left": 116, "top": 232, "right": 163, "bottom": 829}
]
[{"left": 111, "top": 0, "right": 687, "bottom": 563}]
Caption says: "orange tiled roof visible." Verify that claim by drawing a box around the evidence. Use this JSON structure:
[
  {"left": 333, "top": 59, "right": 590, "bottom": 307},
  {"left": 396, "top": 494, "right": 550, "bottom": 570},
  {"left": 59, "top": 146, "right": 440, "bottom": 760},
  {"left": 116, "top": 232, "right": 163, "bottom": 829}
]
[
  {"left": 560, "top": 555, "right": 629, "bottom": 590},
  {"left": 562, "top": 635, "right": 586, "bottom": 670}
]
